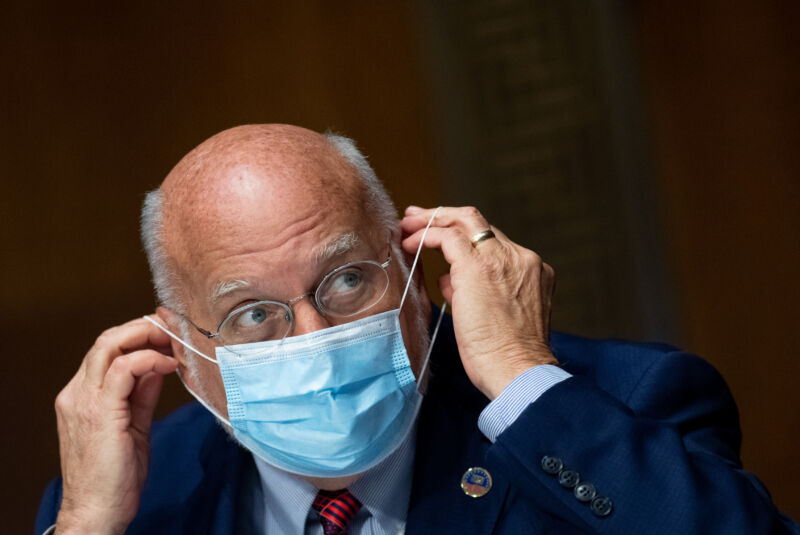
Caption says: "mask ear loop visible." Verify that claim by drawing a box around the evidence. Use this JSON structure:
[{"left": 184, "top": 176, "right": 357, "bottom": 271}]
[
  {"left": 399, "top": 206, "right": 441, "bottom": 311},
  {"left": 395, "top": 207, "right": 448, "bottom": 394},
  {"left": 143, "top": 315, "right": 233, "bottom": 427},
  {"left": 416, "top": 301, "right": 446, "bottom": 395}
]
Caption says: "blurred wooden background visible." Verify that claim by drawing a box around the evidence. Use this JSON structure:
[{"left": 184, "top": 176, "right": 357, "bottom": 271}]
[{"left": 1, "top": 2, "right": 797, "bottom": 531}]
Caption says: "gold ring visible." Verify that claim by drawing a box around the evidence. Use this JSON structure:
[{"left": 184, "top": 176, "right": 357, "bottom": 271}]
[{"left": 471, "top": 229, "right": 496, "bottom": 247}]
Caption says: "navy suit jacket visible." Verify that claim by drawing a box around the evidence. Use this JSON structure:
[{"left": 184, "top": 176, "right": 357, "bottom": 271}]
[{"left": 36, "top": 312, "right": 799, "bottom": 534}]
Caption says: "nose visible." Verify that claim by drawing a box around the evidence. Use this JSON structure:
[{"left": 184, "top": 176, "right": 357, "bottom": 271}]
[{"left": 291, "top": 297, "right": 332, "bottom": 336}]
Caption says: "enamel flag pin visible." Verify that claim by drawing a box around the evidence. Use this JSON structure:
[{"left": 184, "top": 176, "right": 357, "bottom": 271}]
[{"left": 461, "top": 467, "right": 492, "bottom": 498}]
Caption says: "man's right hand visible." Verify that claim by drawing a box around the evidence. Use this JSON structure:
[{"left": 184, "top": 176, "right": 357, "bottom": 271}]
[{"left": 53, "top": 316, "right": 178, "bottom": 535}]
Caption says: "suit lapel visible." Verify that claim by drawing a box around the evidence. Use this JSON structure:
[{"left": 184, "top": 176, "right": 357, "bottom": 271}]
[
  {"left": 183, "top": 423, "right": 251, "bottom": 535},
  {"left": 406, "top": 312, "right": 509, "bottom": 534},
  {"left": 406, "top": 384, "right": 509, "bottom": 534}
]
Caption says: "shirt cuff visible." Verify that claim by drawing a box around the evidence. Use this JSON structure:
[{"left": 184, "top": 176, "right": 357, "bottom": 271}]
[{"left": 477, "top": 364, "right": 572, "bottom": 443}]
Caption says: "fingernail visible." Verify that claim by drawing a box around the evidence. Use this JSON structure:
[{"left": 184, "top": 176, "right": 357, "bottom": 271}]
[{"left": 406, "top": 205, "right": 422, "bottom": 213}]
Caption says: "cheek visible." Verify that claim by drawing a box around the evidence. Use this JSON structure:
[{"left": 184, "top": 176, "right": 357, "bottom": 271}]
[
  {"left": 183, "top": 350, "right": 229, "bottom": 415},
  {"left": 399, "top": 296, "right": 431, "bottom": 379},
  {"left": 398, "top": 309, "right": 420, "bottom": 375}
]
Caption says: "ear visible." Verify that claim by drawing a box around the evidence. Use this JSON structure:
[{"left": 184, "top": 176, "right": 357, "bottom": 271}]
[{"left": 156, "top": 306, "right": 189, "bottom": 366}]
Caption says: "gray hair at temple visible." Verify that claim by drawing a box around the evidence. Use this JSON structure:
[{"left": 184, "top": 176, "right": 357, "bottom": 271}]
[{"left": 139, "top": 132, "right": 399, "bottom": 314}]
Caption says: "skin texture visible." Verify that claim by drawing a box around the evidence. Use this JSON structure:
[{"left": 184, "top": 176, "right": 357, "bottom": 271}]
[{"left": 53, "top": 125, "right": 556, "bottom": 534}]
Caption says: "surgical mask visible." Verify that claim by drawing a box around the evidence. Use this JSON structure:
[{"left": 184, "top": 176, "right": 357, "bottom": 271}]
[{"left": 146, "top": 207, "right": 446, "bottom": 478}]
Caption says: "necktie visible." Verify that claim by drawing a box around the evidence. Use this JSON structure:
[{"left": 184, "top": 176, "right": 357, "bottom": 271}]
[{"left": 311, "top": 488, "right": 363, "bottom": 535}]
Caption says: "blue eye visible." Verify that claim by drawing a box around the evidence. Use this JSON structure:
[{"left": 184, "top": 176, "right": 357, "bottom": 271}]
[
  {"left": 316, "top": 260, "right": 388, "bottom": 317},
  {"left": 237, "top": 307, "right": 268, "bottom": 327},
  {"left": 330, "top": 270, "right": 363, "bottom": 293}
]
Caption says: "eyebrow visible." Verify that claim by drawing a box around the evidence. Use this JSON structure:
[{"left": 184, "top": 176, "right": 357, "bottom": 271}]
[
  {"left": 207, "top": 232, "right": 362, "bottom": 307},
  {"left": 209, "top": 279, "right": 251, "bottom": 306},
  {"left": 313, "top": 231, "right": 362, "bottom": 263}
]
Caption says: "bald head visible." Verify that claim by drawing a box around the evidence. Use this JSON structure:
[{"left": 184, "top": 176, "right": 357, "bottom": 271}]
[
  {"left": 141, "top": 124, "right": 397, "bottom": 312},
  {"left": 162, "top": 125, "right": 366, "bottom": 270},
  {"left": 162, "top": 124, "right": 357, "bottom": 209}
]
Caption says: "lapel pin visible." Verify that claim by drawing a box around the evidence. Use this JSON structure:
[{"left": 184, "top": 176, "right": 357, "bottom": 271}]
[{"left": 461, "top": 467, "right": 492, "bottom": 498}]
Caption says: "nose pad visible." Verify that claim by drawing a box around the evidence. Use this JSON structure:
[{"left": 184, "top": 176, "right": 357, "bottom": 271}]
[{"left": 291, "top": 298, "right": 332, "bottom": 336}]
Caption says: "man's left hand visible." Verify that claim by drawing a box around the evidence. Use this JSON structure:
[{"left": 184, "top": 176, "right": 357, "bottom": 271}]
[{"left": 401, "top": 205, "right": 558, "bottom": 400}]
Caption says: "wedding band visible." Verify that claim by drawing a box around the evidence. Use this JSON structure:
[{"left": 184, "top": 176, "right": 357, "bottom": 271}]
[{"left": 471, "top": 229, "right": 496, "bottom": 247}]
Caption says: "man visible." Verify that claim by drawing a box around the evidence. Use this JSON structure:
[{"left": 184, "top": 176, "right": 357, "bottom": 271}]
[{"left": 37, "top": 124, "right": 798, "bottom": 534}]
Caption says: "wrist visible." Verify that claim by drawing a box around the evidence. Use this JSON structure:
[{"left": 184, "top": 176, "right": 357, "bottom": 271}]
[
  {"left": 55, "top": 506, "right": 129, "bottom": 535},
  {"left": 479, "top": 349, "right": 558, "bottom": 400}
]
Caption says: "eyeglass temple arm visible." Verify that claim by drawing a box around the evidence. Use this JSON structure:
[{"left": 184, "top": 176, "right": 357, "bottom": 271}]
[{"left": 180, "top": 313, "right": 219, "bottom": 340}]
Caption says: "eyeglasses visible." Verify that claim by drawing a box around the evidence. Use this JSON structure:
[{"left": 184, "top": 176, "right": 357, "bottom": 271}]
[{"left": 185, "top": 251, "right": 392, "bottom": 348}]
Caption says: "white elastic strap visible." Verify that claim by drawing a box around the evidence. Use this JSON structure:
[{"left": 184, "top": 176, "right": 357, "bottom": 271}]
[
  {"left": 400, "top": 206, "right": 442, "bottom": 311},
  {"left": 175, "top": 368, "right": 232, "bottom": 427},
  {"left": 143, "top": 315, "right": 217, "bottom": 363},
  {"left": 142, "top": 315, "right": 232, "bottom": 427},
  {"left": 416, "top": 301, "right": 446, "bottom": 394}
]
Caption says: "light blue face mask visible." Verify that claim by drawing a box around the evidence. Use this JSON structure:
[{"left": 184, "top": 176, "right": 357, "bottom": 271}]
[{"left": 146, "top": 208, "right": 446, "bottom": 478}]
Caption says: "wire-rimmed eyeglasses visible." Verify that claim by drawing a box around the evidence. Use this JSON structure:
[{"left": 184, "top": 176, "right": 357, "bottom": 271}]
[{"left": 184, "top": 251, "right": 392, "bottom": 348}]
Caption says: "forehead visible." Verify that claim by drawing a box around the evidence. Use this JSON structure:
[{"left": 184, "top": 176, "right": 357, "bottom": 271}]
[
  {"left": 165, "top": 163, "right": 384, "bottom": 313},
  {"left": 207, "top": 230, "right": 372, "bottom": 303}
]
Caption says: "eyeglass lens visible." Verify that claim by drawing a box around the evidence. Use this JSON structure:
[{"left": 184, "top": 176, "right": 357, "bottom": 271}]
[{"left": 218, "top": 260, "right": 389, "bottom": 346}]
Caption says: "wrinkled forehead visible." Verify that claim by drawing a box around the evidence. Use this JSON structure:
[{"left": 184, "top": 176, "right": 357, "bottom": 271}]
[{"left": 160, "top": 154, "right": 387, "bottom": 306}]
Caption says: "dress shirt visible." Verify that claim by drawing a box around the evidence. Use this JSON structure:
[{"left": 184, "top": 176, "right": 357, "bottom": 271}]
[{"left": 478, "top": 364, "right": 572, "bottom": 442}]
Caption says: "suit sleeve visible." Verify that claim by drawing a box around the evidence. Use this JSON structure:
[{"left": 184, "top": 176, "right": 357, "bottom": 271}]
[
  {"left": 34, "top": 477, "right": 62, "bottom": 535},
  {"left": 485, "top": 350, "right": 800, "bottom": 534}
]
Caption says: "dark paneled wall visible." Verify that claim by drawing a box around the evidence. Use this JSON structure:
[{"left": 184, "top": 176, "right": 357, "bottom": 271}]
[
  {"left": 2, "top": 1, "right": 797, "bottom": 530},
  {"left": 421, "top": 0, "right": 800, "bottom": 517},
  {"left": 1, "top": 3, "right": 442, "bottom": 531},
  {"left": 635, "top": 0, "right": 800, "bottom": 518},
  {"left": 419, "top": 0, "right": 675, "bottom": 343}
]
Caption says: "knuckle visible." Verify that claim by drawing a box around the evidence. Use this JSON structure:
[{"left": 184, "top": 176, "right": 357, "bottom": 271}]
[
  {"left": 462, "top": 206, "right": 482, "bottom": 219},
  {"left": 54, "top": 389, "right": 70, "bottom": 413},
  {"left": 445, "top": 227, "right": 462, "bottom": 243},
  {"left": 110, "top": 353, "right": 133, "bottom": 370},
  {"left": 95, "top": 327, "right": 118, "bottom": 347},
  {"left": 523, "top": 249, "right": 542, "bottom": 266},
  {"left": 106, "top": 355, "right": 132, "bottom": 378}
]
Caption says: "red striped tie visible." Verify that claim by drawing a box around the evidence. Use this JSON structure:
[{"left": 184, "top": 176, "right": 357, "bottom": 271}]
[{"left": 312, "top": 489, "right": 363, "bottom": 535}]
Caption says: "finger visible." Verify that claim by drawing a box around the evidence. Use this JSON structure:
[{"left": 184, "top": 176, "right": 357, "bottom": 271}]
[
  {"left": 402, "top": 226, "right": 474, "bottom": 265},
  {"left": 438, "top": 273, "right": 454, "bottom": 303},
  {"left": 403, "top": 211, "right": 504, "bottom": 256},
  {"left": 120, "top": 316, "right": 174, "bottom": 353},
  {"left": 402, "top": 206, "right": 491, "bottom": 236},
  {"left": 84, "top": 318, "right": 175, "bottom": 388},
  {"left": 130, "top": 371, "right": 164, "bottom": 435},
  {"left": 401, "top": 207, "right": 440, "bottom": 237},
  {"left": 469, "top": 225, "right": 503, "bottom": 251},
  {"left": 101, "top": 349, "right": 177, "bottom": 406}
]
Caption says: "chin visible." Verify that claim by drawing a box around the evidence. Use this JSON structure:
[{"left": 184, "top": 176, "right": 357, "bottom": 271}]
[{"left": 302, "top": 473, "right": 364, "bottom": 491}]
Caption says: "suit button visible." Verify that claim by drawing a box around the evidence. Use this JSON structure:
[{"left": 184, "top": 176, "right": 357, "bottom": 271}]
[
  {"left": 558, "top": 469, "right": 580, "bottom": 488},
  {"left": 540, "top": 456, "right": 563, "bottom": 475},
  {"left": 591, "top": 496, "right": 613, "bottom": 517},
  {"left": 574, "top": 482, "right": 596, "bottom": 502}
]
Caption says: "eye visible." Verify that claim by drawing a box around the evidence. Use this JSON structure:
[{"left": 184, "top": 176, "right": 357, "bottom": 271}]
[
  {"left": 329, "top": 269, "right": 363, "bottom": 293},
  {"left": 236, "top": 306, "right": 269, "bottom": 328}
]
